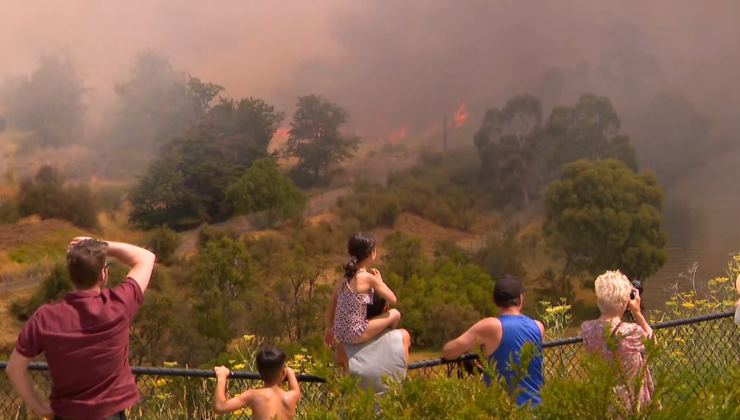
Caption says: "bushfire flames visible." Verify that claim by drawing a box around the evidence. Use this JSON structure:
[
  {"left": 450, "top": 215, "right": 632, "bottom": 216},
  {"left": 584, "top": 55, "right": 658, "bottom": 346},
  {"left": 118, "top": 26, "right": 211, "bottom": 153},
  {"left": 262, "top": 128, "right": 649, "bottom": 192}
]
[
  {"left": 378, "top": 126, "right": 408, "bottom": 145},
  {"left": 451, "top": 102, "right": 469, "bottom": 128},
  {"left": 274, "top": 127, "right": 290, "bottom": 140},
  {"left": 271, "top": 101, "right": 468, "bottom": 147}
]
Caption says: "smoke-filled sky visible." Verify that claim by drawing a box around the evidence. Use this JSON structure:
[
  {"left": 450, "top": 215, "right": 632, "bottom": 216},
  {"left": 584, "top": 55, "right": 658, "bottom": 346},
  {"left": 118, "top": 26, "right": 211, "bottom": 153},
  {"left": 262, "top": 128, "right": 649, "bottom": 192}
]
[{"left": 2, "top": 0, "right": 739, "bottom": 141}]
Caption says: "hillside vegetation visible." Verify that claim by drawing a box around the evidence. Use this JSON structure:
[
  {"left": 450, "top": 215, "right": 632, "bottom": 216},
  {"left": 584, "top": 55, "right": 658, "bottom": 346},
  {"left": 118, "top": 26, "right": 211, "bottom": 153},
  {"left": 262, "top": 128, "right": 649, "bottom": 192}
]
[{"left": 2, "top": 44, "right": 727, "bottom": 370}]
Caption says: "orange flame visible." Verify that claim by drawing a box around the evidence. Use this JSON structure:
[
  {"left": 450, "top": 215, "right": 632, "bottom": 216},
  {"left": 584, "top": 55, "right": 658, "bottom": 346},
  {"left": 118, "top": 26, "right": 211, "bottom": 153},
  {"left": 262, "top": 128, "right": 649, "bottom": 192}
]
[
  {"left": 451, "top": 102, "right": 469, "bottom": 128},
  {"left": 274, "top": 127, "right": 290, "bottom": 139},
  {"left": 378, "top": 126, "right": 408, "bottom": 144}
]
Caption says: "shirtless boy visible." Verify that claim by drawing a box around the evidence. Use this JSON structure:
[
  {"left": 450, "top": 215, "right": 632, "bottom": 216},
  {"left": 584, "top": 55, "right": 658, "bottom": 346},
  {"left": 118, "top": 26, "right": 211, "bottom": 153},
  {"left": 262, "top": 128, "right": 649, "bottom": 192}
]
[{"left": 213, "top": 347, "right": 302, "bottom": 420}]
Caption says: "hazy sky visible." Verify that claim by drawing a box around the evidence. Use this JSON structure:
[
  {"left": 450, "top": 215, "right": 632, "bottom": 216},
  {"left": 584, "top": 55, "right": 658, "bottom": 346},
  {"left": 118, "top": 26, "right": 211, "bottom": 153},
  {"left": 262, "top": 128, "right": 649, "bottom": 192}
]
[{"left": 2, "top": 1, "right": 738, "bottom": 141}]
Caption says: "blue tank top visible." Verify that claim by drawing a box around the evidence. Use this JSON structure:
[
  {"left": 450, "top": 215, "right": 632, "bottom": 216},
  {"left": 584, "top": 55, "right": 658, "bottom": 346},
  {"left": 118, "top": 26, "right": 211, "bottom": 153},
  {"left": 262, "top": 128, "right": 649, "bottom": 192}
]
[{"left": 484, "top": 315, "right": 544, "bottom": 407}]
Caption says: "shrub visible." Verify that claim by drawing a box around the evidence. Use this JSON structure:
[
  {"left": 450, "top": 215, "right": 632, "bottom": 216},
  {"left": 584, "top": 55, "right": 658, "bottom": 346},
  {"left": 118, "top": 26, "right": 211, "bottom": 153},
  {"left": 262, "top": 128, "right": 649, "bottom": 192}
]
[
  {"left": 15, "top": 165, "right": 100, "bottom": 228},
  {"left": 58, "top": 184, "right": 100, "bottom": 229},
  {"left": 0, "top": 199, "right": 20, "bottom": 224},
  {"left": 226, "top": 158, "right": 307, "bottom": 228},
  {"left": 197, "top": 223, "right": 240, "bottom": 249},
  {"left": 146, "top": 224, "right": 181, "bottom": 265},
  {"left": 10, "top": 263, "right": 71, "bottom": 321},
  {"left": 337, "top": 180, "right": 400, "bottom": 230}
]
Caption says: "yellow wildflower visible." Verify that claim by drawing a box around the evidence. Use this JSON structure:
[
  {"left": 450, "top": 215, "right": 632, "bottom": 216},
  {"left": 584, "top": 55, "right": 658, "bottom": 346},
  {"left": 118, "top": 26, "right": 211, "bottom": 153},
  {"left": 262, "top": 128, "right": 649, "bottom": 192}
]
[
  {"left": 715, "top": 277, "right": 730, "bottom": 284},
  {"left": 243, "top": 335, "right": 256, "bottom": 342},
  {"left": 163, "top": 361, "right": 178, "bottom": 368},
  {"left": 681, "top": 302, "right": 695, "bottom": 309},
  {"left": 233, "top": 364, "right": 246, "bottom": 370}
]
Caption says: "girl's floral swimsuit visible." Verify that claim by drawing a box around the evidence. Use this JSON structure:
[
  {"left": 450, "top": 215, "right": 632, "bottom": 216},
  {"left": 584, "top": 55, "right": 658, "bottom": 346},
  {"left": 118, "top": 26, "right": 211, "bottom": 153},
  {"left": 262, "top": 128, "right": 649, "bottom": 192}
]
[{"left": 333, "top": 270, "right": 374, "bottom": 344}]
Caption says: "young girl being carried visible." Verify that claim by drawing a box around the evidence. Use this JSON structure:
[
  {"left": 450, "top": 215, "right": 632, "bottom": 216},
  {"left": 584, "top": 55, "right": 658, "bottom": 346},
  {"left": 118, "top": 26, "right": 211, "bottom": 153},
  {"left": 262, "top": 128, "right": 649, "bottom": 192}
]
[{"left": 324, "top": 233, "right": 401, "bottom": 373}]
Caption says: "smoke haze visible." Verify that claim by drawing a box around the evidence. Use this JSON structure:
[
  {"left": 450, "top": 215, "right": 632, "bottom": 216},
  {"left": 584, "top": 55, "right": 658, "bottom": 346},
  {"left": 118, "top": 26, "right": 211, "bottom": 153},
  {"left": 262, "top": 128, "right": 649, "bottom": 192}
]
[{"left": 1, "top": 1, "right": 739, "bottom": 139}]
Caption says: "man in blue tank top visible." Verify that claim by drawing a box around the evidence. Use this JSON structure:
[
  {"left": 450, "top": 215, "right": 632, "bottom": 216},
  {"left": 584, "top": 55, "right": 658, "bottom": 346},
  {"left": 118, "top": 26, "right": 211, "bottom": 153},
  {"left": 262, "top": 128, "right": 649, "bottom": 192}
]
[{"left": 441, "top": 275, "right": 545, "bottom": 407}]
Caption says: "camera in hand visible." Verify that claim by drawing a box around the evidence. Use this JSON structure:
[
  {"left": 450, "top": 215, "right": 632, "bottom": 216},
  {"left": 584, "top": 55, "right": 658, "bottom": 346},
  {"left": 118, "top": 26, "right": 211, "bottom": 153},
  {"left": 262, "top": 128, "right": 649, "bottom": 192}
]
[{"left": 630, "top": 280, "right": 643, "bottom": 300}]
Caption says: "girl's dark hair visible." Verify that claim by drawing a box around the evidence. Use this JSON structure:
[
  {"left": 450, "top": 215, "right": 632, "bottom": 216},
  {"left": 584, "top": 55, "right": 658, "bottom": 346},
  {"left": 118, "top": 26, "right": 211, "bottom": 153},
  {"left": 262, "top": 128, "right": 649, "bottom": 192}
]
[{"left": 344, "top": 232, "right": 376, "bottom": 279}]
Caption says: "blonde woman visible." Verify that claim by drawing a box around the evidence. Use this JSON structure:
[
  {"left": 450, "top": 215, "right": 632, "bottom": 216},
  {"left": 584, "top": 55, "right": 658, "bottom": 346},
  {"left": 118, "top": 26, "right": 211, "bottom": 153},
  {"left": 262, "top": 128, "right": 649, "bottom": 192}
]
[{"left": 581, "top": 270, "right": 656, "bottom": 412}]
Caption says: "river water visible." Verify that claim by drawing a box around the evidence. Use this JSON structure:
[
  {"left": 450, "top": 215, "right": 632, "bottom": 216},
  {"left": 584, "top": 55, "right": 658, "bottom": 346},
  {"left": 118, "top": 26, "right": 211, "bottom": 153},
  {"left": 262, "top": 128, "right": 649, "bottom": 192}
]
[{"left": 643, "top": 148, "right": 740, "bottom": 310}]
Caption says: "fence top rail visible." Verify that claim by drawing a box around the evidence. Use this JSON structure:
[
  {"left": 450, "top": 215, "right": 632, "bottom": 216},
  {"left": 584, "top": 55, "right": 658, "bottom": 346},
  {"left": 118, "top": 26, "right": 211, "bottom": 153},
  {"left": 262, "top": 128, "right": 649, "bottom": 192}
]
[
  {"left": 0, "top": 310, "right": 732, "bottom": 380},
  {"left": 408, "top": 309, "right": 734, "bottom": 368},
  {"left": 0, "top": 362, "right": 327, "bottom": 383}
]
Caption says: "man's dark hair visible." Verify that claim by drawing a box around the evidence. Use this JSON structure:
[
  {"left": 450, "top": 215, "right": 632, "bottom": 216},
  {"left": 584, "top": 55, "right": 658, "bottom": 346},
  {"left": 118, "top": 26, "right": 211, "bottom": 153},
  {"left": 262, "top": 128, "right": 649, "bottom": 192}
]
[
  {"left": 67, "top": 239, "right": 109, "bottom": 289},
  {"left": 256, "top": 347, "right": 287, "bottom": 383}
]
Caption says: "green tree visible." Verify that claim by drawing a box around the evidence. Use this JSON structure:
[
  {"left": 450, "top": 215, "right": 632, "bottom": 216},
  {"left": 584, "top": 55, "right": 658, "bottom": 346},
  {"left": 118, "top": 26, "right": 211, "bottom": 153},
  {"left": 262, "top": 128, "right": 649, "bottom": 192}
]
[
  {"left": 282, "top": 95, "right": 360, "bottom": 183},
  {"left": 547, "top": 94, "right": 638, "bottom": 173},
  {"left": 128, "top": 95, "right": 284, "bottom": 230},
  {"left": 1, "top": 50, "right": 86, "bottom": 148},
  {"left": 397, "top": 260, "right": 495, "bottom": 348},
  {"left": 129, "top": 292, "right": 177, "bottom": 366},
  {"left": 191, "top": 237, "right": 253, "bottom": 353},
  {"left": 110, "top": 50, "right": 223, "bottom": 157},
  {"left": 474, "top": 94, "right": 546, "bottom": 205},
  {"left": 473, "top": 229, "right": 527, "bottom": 282},
  {"left": 382, "top": 232, "right": 425, "bottom": 283},
  {"left": 128, "top": 153, "right": 198, "bottom": 230},
  {"left": 226, "top": 158, "right": 306, "bottom": 228},
  {"left": 273, "top": 246, "right": 332, "bottom": 342},
  {"left": 208, "top": 97, "right": 286, "bottom": 155},
  {"left": 543, "top": 159, "right": 667, "bottom": 282}
]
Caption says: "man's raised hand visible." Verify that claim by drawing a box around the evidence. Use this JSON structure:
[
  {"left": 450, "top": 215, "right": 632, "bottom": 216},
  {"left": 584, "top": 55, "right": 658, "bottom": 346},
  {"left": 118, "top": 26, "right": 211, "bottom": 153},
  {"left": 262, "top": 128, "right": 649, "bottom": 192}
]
[{"left": 67, "top": 236, "right": 95, "bottom": 253}]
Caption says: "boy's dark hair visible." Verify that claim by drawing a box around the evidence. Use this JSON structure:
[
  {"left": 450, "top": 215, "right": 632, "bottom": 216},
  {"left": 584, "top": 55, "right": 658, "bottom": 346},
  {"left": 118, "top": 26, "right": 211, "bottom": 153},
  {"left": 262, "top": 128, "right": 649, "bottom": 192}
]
[
  {"left": 67, "top": 239, "right": 109, "bottom": 289},
  {"left": 366, "top": 291, "right": 388, "bottom": 319},
  {"left": 256, "top": 347, "right": 287, "bottom": 383}
]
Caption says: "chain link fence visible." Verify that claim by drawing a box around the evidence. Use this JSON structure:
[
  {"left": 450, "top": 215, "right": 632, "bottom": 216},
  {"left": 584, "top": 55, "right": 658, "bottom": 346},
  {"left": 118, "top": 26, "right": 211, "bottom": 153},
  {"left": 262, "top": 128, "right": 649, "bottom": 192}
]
[{"left": 1, "top": 311, "right": 737, "bottom": 419}]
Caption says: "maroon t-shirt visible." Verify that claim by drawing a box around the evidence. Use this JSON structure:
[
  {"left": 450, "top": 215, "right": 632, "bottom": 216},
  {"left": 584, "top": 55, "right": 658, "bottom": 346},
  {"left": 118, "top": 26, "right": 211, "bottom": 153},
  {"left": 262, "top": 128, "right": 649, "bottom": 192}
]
[{"left": 15, "top": 278, "right": 143, "bottom": 420}]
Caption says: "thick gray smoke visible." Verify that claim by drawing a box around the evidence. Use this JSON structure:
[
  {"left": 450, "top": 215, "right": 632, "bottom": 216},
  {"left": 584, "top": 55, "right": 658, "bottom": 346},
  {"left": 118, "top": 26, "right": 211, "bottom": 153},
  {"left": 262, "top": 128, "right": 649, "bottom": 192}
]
[{"left": 2, "top": 1, "right": 738, "bottom": 142}]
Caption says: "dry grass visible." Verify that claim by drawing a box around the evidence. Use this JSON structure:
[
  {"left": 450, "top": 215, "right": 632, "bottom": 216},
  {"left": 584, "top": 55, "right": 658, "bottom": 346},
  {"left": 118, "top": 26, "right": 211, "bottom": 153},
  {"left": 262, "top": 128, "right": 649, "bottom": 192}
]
[
  {"left": 98, "top": 208, "right": 146, "bottom": 244},
  {"left": 0, "top": 217, "right": 86, "bottom": 273},
  {"left": 373, "top": 213, "right": 494, "bottom": 260},
  {"left": 0, "top": 288, "right": 33, "bottom": 346}
]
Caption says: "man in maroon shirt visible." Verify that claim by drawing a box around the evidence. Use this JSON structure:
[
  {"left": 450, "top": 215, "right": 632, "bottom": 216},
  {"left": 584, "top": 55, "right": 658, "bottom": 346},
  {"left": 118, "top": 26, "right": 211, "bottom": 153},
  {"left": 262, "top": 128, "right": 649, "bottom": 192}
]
[{"left": 5, "top": 237, "right": 156, "bottom": 420}]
